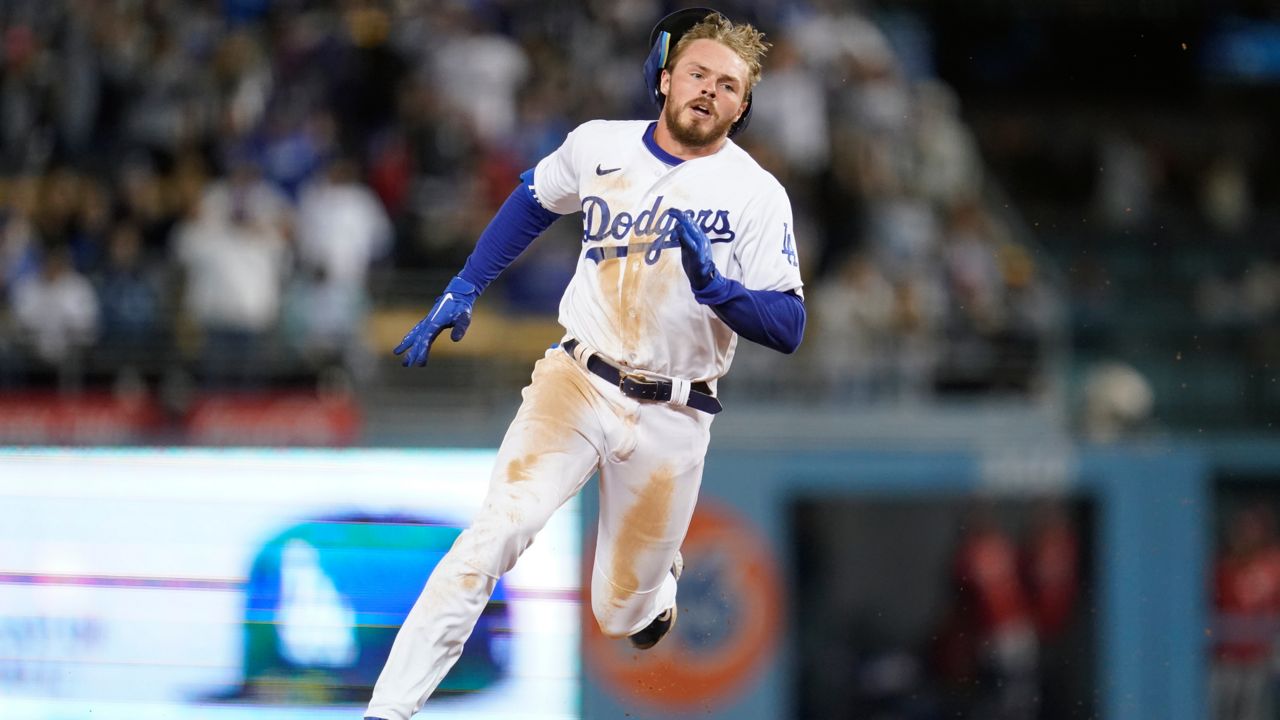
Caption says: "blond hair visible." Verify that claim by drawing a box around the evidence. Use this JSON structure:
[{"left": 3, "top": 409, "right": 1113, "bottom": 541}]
[{"left": 668, "top": 12, "right": 770, "bottom": 92}]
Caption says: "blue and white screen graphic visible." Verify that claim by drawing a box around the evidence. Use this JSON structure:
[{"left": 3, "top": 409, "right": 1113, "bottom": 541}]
[{"left": 0, "top": 448, "right": 580, "bottom": 719}]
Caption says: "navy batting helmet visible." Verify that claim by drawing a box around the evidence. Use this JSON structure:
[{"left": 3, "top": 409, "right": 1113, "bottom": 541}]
[{"left": 642, "top": 7, "right": 754, "bottom": 138}]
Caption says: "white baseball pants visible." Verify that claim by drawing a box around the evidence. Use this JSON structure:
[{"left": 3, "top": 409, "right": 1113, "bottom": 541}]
[{"left": 365, "top": 346, "right": 712, "bottom": 719}]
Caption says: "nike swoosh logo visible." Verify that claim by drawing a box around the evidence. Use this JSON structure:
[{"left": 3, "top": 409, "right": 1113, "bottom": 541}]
[
  {"left": 428, "top": 293, "right": 454, "bottom": 322},
  {"left": 595, "top": 164, "right": 622, "bottom": 176}
]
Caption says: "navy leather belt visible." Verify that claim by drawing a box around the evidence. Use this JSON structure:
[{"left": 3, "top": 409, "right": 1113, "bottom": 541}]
[{"left": 561, "top": 339, "right": 722, "bottom": 415}]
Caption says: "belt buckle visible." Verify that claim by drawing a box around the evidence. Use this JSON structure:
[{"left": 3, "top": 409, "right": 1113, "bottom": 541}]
[
  {"left": 618, "top": 370, "right": 665, "bottom": 402},
  {"left": 618, "top": 370, "right": 648, "bottom": 392}
]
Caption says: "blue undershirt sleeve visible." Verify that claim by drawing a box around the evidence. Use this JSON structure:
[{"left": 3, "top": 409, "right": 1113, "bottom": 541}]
[
  {"left": 704, "top": 280, "right": 806, "bottom": 354},
  {"left": 457, "top": 177, "right": 561, "bottom": 293}
]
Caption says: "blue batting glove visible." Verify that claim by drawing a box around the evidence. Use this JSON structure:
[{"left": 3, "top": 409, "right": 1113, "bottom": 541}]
[
  {"left": 667, "top": 208, "right": 728, "bottom": 298},
  {"left": 394, "top": 275, "right": 479, "bottom": 367}
]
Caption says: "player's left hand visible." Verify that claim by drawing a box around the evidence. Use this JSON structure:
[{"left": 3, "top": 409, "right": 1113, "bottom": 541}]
[
  {"left": 667, "top": 208, "right": 727, "bottom": 296},
  {"left": 394, "top": 275, "right": 480, "bottom": 367}
]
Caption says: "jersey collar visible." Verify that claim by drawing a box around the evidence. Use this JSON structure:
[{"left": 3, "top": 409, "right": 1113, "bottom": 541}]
[{"left": 643, "top": 121, "right": 685, "bottom": 166}]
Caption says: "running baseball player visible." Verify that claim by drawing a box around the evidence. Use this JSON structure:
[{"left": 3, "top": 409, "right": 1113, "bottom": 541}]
[{"left": 365, "top": 9, "right": 804, "bottom": 719}]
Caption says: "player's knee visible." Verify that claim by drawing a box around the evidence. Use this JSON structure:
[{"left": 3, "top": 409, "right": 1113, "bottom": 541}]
[{"left": 451, "top": 513, "right": 541, "bottom": 579}]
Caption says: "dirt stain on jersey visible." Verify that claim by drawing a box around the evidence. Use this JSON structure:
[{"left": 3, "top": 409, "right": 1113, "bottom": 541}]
[
  {"left": 593, "top": 176, "right": 633, "bottom": 196},
  {"left": 618, "top": 203, "right": 672, "bottom": 356},
  {"left": 459, "top": 571, "right": 481, "bottom": 593},
  {"left": 597, "top": 254, "right": 624, "bottom": 345},
  {"left": 607, "top": 466, "right": 676, "bottom": 606},
  {"left": 504, "top": 351, "right": 594, "bottom": 484},
  {"left": 620, "top": 247, "right": 644, "bottom": 355},
  {"left": 506, "top": 455, "right": 535, "bottom": 483}
]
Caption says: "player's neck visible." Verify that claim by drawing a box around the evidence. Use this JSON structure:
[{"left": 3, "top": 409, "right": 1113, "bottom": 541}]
[{"left": 653, "top": 119, "right": 728, "bottom": 161}]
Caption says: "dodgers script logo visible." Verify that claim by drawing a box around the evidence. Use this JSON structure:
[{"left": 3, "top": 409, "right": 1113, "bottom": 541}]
[{"left": 581, "top": 195, "right": 735, "bottom": 264}]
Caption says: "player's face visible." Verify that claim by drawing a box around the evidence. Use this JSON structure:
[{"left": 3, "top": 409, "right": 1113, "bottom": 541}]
[{"left": 659, "top": 39, "right": 750, "bottom": 148}]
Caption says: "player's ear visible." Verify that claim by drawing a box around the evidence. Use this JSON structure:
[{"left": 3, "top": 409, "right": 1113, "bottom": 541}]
[{"left": 659, "top": 68, "right": 671, "bottom": 98}]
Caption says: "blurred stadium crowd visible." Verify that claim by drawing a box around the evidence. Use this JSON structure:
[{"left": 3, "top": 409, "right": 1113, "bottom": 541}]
[
  {"left": 0, "top": 0, "right": 1059, "bottom": 410},
  {"left": 972, "top": 99, "right": 1280, "bottom": 431}
]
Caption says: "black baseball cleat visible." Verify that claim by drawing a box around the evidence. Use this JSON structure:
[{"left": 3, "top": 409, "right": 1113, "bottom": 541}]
[{"left": 628, "top": 551, "right": 683, "bottom": 650}]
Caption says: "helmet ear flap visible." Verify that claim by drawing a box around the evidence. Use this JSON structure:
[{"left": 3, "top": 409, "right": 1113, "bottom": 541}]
[
  {"left": 642, "top": 29, "right": 673, "bottom": 107},
  {"left": 644, "top": 7, "right": 716, "bottom": 109}
]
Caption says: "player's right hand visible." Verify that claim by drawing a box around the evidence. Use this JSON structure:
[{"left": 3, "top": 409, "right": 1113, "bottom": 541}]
[{"left": 394, "top": 275, "right": 480, "bottom": 367}]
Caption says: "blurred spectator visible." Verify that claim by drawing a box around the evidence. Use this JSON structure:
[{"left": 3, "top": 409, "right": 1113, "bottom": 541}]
[
  {"left": 912, "top": 80, "right": 983, "bottom": 209},
  {"left": 1092, "top": 129, "right": 1157, "bottom": 231},
  {"left": 1021, "top": 502, "right": 1081, "bottom": 641},
  {"left": 891, "top": 271, "right": 947, "bottom": 400},
  {"left": 866, "top": 190, "right": 938, "bottom": 284},
  {"left": 1, "top": 174, "right": 40, "bottom": 292},
  {"left": 1, "top": 20, "right": 56, "bottom": 171},
  {"left": 941, "top": 200, "right": 1005, "bottom": 335},
  {"left": 256, "top": 109, "right": 337, "bottom": 202},
  {"left": 11, "top": 244, "right": 99, "bottom": 387},
  {"left": 125, "top": 23, "right": 212, "bottom": 156},
  {"left": 1212, "top": 504, "right": 1280, "bottom": 720},
  {"left": 750, "top": 36, "right": 829, "bottom": 176},
  {"left": 283, "top": 155, "right": 392, "bottom": 381},
  {"left": 1241, "top": 260, "right": 1280, "bottom": 323},
  {"left": 93, "top": 221, "right": 164, "bottom": 378},
  {"left": 812, "top": 252, "right": 896, "bottom": 399},
  {"left": 426, "top": 4, "right": 529, "bottom": 145},
  {"left": 1196, "top": 259, "right": 1280, "bottom": 331},
  {"left": 788, "top": 0, "right": 897, "bottom": 89},
  {"left": 212, "top": 28, "right": 273, "bottom": 142},
  {"left": 69, "top": 175, "right": 113, "bottom": 272},
  {"left": 32, "top": 168, "right": 103, "bottom": 266},
  {"left": 117, "top": 158, "right": 183, "bottom": 257},
  {"left": 332, "top": 4, "right": 409, "bottom": 157},
  {"left": 1021, "top": 501, "right": 1082, "bottom": 720},
  {"left": 933, "top": 200, "right": 1050, "bottom": 394},
  {"left": 280, "top": 264, "right": 368, "bottom": 388},
  {"left": 200, "top": 155, "right": 292, "bottom": 236},
  {"left": 295, "top": 156, "right": 391, "bottom": 291},
  {"left": 172, "top": 168, "right": 290, "bottom": 388},
  {"left": 940, "top": 505, "right": 1041, "bottom": 720},
  {"left": 390, "top": 82, "right": 485, "bottom": 267},
  {"left": 1200, "top": 152, "right": 1253, "bottom": 237}
]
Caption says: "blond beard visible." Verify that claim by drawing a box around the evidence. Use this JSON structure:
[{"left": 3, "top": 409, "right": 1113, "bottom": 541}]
[{"left": 662, "top": 98, "right": 736, "bottom": 148}]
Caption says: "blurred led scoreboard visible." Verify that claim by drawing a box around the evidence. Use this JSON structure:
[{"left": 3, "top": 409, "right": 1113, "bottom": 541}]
[{"left": 0, "top": 448, "right": 580, "bottom": 720}]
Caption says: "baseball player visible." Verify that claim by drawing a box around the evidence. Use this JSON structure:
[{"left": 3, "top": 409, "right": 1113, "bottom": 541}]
[{"left": 365, "top": 9, "right": 804, "bottom": 719}]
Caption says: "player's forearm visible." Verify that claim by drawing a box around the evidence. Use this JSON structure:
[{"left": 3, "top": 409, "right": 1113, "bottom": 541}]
[
  {"left": 458, "top": 183, "right": 561, "bottom": 292},
  {"left": 705, "top": 280, "right": 806, "bottom": 354}
]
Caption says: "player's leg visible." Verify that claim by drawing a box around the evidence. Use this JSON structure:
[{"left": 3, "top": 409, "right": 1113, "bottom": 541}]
[
  {"left": 589, "top": 400, "right": 712, "bottom": 640},
  {"left": 366, "top": 349, "right": 609, "bottom": 720}
]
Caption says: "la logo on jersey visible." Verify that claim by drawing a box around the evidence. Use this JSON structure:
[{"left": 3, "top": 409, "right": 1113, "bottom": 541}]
[
  {"left": 580, "top": 195, "right": 735, "bottom": 265},
  {"left": 781, "top": 222, "right": 798, "bottom": 267}
]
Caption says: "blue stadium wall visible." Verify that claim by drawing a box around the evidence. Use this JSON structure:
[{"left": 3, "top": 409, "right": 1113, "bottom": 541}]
[{"left": 579, "top": 441, "right": 1222, "bottom": 720}]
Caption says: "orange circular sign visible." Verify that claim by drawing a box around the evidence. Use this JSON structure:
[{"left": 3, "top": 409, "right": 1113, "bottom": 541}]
[{"left": 583, "top": 500, "right": 784, "bottom": 712}]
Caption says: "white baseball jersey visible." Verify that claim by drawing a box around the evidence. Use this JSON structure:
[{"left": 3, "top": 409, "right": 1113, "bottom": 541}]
[{"left": 531, "top": 119, "right": 803, "bottom": 382}]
